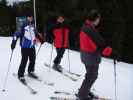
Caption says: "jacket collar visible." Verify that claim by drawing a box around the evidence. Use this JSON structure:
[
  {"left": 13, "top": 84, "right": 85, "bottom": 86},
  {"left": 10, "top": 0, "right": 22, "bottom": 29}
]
[{"left": 85, "top": 20, "right": 97, "bottom": 31}]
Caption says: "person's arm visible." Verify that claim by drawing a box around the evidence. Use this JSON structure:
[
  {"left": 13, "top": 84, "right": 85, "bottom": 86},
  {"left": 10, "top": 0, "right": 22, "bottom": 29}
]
[
  {"left": 44, "top": 22, "right": 55, "bottom": 43},
  {"left": 34, "top": 25, "right": 45, "bottom": 44},
  {"left": 82, "top": 25, "right": 106, "bottom": 50},
  {"left": 11, "top": 31, "right": 22, "bottom": 50}
]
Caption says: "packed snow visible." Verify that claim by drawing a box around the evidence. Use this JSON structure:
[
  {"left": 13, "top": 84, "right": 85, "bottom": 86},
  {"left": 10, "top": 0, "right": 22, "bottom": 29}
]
[{"left": 0, "top": 37, "right": 133, "bottom": 100}]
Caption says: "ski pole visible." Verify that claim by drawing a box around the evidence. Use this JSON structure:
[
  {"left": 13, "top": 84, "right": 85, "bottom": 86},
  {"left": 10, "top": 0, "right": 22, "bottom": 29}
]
[
  {"left": 113, "top": 59, "right": 117, "bottom": 100},
  {"left": 67, "top": 49, "right": 71, "bottom": 72},
  {"left": 2, "top": 50, "right": 14, "bottom": 92},
  {"left": 33, "top": 0, "right": 37, "bottom": 28},
  {"left": 48, "top": 44, "right": 54, "bottom": 71},
  {"left": 36, "top": 44, "right": 42, "bottom": 57}
]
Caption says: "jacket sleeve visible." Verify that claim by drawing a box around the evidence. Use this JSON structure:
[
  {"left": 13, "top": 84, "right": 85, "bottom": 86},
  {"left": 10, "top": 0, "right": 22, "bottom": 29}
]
[
  {"left": 43, "top": 22, "right": 54, "bottom": 43},
  {"left": 13, "top": 31, "right": 23, "bottom": 41},
  {"left": 82, "top": 25, "right": 106, "bottom": 51},
  {"left": 11, "top": 31, "right": 22, "bottom": 50},
  {"left": 11, "top": 23, "right": 25, "bottom": 47}
]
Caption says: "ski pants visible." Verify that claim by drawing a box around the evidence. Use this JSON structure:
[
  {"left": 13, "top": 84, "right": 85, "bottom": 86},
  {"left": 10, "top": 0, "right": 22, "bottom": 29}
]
[
  {"left": 18, "top": 47, "right": 36, "bottom": 77},
  {"left": 54, "top": 48, "right": 65, "bottom": 65},
  {"left": 78, "top": 64, "right": 99, "bottom": 99}
]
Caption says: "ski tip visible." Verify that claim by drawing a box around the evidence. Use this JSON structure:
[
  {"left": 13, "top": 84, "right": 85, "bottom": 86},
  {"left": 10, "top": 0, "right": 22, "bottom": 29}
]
[
  {"left": 72, "top": 79, "right": 78, "bottom": 81},
  {"left": 50, "top": 96, "right": 56, "bottom": 100},
  {"left": 50, "top": 96, "right": 76, "bottom": 100},
  {"left": 2, "top": 89, "right": 6, "bottom": 92},
  {"left": 54, "top": 91, "right": 71, "bottom": 95},
  {"left": 49, "top": 84, "right": 54, "bottom": 86},
  {"left": 97, "top": 97, "right": 112, "bottom": 100},
  {"left": 44, "top": 63, "right": 49, "bottom": 66},
  {"left": 48, "top": 83, "right": 54, "bottom": 86},
  {"left": 32, "top": 91, "right": 37, "bottom": 94},
  {"left": 50, "top": 96, "right": 63, "bottom": 100}
]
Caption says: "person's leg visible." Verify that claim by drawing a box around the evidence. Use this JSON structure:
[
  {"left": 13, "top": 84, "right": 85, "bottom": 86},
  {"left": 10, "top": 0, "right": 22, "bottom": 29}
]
[
  {"left": 54, "top": 48, "right": 65, "bottom": 65},
  {"left": 78, "top": 64, "right": 99, "bottom": 99},
  {"left": 53, "top": 48, "right": 65, "bottom": 72},
  {"left": 28, "top": 47, "right": 36, "bottom": 73},
  {"left": 18, "top": 48, "right": 28, "bottom": 78},
  {"left": 27, "top": 47, "right": 38, "bottom": 79}
]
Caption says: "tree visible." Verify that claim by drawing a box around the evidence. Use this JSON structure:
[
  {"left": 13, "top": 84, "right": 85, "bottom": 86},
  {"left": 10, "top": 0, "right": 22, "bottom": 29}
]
[{"left": 0, "top": 0, "right": 7, "bottom": 6}]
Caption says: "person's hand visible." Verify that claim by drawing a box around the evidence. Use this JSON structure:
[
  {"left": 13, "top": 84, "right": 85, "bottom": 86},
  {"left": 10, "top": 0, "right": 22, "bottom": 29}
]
[
  {"left": 11, "top": 42, "right": 16, "bottom": 51},
  {"left": 102, "top": 46, "right": 112, "bottom": 57}
]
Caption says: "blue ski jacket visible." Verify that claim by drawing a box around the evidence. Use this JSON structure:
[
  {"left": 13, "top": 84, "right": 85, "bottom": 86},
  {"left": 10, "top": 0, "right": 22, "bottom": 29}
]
[{"left": 12, "top": 21, "right": 37, "bottom": 48}]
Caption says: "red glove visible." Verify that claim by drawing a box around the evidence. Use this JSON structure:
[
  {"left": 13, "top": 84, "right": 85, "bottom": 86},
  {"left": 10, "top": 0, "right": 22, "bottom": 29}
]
[{"left": 102, "top": 47, "right": 112, "bottom": 57}]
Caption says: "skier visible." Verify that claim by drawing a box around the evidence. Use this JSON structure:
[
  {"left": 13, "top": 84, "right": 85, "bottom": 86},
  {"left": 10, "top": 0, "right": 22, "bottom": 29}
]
[
  {"left": 77, "top": 9, "right": 112, "bottom": 100},
  {"left": 11, "top": 13, "right": 44, "bottom": 83},
  {"left": 52, "top": 15, "right": 70, "bottom": 72}
]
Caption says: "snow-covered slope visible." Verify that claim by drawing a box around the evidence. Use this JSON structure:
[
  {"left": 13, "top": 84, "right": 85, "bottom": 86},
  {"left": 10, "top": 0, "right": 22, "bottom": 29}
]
[{"left": 0, "top": 37, "right": 133, "bottom": 100}]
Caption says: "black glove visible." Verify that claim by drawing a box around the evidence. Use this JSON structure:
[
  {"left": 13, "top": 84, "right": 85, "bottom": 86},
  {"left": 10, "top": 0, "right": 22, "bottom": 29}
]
[{"left": 11, "top": 41, "right": 16, "bottom": 51}]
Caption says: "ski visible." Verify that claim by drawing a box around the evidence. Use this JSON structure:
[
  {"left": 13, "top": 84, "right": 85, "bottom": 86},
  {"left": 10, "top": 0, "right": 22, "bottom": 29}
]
[
  {"left": 50, "top": 96, "right": 76, "bottom": 100},
  {"left": 13, "top": 73, "right": 54, "bottom": 86},
  {"left": 44, "top": 63, "right": 81, "bottom": 77},
  {"left": 22, "top": 83, "right": 37, "bottom": 95},
  {"left": 61, "top": 72, "right": 78, "bottom": 81},
  {"left": 12, "top": 73, "right": 37, "bottom": 94},
  {"left": 50, "top": 96, "right": 112, "bottom": 100},
  {"left": 68, "top": 71, "right": 81, "bottom": 77},
  {"left": 54, "top": 90, "right": 75, "bottom": 95},
  {"left": 53, "top": 90, "right": 112, "bottom": 100},
  {"left": 27, "top": 74, "right": 54, "bottom": 86},
  {"left": 44, "top": 63, "right": 78, "bottom": 81}
]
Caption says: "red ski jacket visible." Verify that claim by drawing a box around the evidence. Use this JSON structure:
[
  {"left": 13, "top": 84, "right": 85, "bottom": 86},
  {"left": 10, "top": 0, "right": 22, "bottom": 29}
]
[
  {"left": 80, "top": 30, "right": 97, "bottom": 53},
  {"left": 80, "top": 20, "right": 99, "bottom": 53},
  {"left": 80, "top": 20, "right": 112, "bottom": 56},
  {"left": 53, "top": 25, "right": 69, "bottom": 48}
]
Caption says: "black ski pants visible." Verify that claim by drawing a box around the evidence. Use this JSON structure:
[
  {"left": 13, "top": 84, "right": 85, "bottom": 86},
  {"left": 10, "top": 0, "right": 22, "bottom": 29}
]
[
  {"left": 18, "top": 47, "right": 36, "bottom": 77},
  {"left": 54, "top": 48, "right": 65, "bottom": 65}
]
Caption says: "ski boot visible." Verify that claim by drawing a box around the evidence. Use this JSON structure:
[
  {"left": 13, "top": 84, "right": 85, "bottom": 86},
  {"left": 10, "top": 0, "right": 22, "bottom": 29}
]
[
  {"left": 89, "top": 92, "right": 99, "bottom": 99},
  {"left": 53, "top": 64, "right": 63, "bottom": 72},
  {"left": 18, "top": 76, "right": 27, "bottom": 85},
  {"left": 75, "top": 93, "right": 92, "bottom": 100},
  {"left": 28, "top": 72, "right": 39, "bottom": 79}
]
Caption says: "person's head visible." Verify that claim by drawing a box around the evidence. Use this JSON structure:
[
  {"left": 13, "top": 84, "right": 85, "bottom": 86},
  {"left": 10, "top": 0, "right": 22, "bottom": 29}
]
[
  {"left": 57, "top": 16, "right": 65, "bottom": 23},
  {"left": 87, "top": 9, "right": 101, "bottom": 26},
  {"left": 26, "top": 13, "right": 33, "bottom": 23}
]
